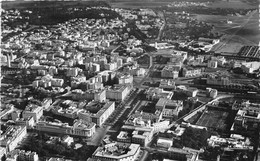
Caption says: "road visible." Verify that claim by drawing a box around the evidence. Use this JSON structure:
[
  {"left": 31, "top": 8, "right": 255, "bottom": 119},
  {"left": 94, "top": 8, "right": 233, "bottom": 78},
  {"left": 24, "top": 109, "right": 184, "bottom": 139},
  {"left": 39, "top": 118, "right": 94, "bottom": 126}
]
[{"left": 156, "top": 10, "right": 166, "bottom": 41}]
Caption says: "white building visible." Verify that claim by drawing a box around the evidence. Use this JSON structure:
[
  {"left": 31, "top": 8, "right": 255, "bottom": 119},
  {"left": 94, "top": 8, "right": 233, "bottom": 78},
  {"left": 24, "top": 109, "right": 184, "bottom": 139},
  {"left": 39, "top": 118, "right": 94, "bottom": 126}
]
[
  {"left": 0, "top": 126, "right": 27, "bottom": 152},
  {"left": 22, "top": 104, "right": 43, "bottom": 122},
  {"left": 106, "top": 85, "right": 131, "bottom": 101},
  {"left": 157, "top": 137, "right": 173, "bottom": 148},
  {"left": 78, "top": 101, "right": 115, "bottom": 127},
  {"left": 36, "top": 120, "right": 96, "bottom": 137},
  {"left": 207, "top": 60, "right": 218, "bottom": 68},
  {"left": 92, "top": 142, "right": 140, "bottom": 161}
]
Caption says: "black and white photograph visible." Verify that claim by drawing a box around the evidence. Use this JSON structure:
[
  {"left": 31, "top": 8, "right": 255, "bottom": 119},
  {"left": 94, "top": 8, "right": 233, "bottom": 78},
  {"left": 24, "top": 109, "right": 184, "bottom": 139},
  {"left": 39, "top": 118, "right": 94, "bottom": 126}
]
[{"left": 0, "top": 0, "right": 260, "bottom": 160}]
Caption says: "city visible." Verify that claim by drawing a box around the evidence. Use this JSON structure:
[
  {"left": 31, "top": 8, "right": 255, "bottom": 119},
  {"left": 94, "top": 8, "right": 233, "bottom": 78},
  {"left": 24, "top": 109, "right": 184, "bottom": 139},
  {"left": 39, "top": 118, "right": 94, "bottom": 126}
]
[{"left": 0, "top": 0, "right": 260, "bottom": 161}]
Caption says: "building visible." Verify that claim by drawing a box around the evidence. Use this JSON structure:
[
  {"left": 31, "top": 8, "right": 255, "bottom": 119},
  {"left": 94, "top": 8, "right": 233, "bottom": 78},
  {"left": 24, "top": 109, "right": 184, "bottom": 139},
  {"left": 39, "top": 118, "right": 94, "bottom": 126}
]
[
  {"left": 32, "top": 75, "right": 64, "bottom": 88},
  {"left": 233, "top": 109, "right": 260, "bottom": 131},
  {"left": 78, "top": 101, "right": 115, "bottom": 126},
  {"left": 206, "top": 88, "right": 218, "bottom": 98},
  {"left": 104, "top": 62, "right": 117, "bottom": 71},
  {"left": 36, "top": 119, "right": 96, "bottom": 137},
  {"left": 161, "top": 66, "right": 179, "bottom": 79},
  {"left": 116, "top": 73, "right": 133, "bottom": 85},
  {"left": 125, "top": 111, "right": 170, "bottom": 133},
  {"left": 168, "top": 147, "right": 201, "bottom": 161},
  {"left": 145, "top": 87, "right": 174, "bottom": 100},
  {"left": 22, "top": 104, "right": 43, "bottom": 122},
  {"left": 206, "top": 74, "right": 231, "bottom": 86},
  {"left": 207, "top": 60, "right": 218, "bottom": 68},
  {"left": 106, "top": 85, "right": 131, "bottom": 101},
  {"left": 117, "top": 131, "right": 131, "bottom": 143},
  {"left": 182, "top": 67, "right": 202, "bottom": 77},
  {"left": 159, "top": 79, "right": 176, "bottom": 89},
  {"left": 241, "top": 61, "right": 260, "bottom": 74},
  {"left": 156, "top": 98, "right": 183, "bottom": 120},
  {"left": 92, "top": 142, "right": 140, "bottom": 161},
  {"left": 61, "top": 135, "right": 74, "bottom": 146},
  {"left": 7, "top": 149, "right": 39, "bottom": 161},
  {"left": 207, "top": 135, "right": 253, "bottom": 150},
  {"left": 0, "top": 126, "right": 27, "bottom": 152},
  {"left": 71, "top": 89, "right": 106, "bottom": 102},
  {"left": 177, "top": 86, "right": 199, "bottom": 97},
  {"left": 120, "top": 126, "right": 154, "bottom": 147},
  {"left": 157, "top": 137, "right": 173, "bottom": 148},
  {"left": 15, "top": 117, "right": 35, "bottom": 129},
  {"left": 66, "top": 68, "right": 82, "bottom": 77}
]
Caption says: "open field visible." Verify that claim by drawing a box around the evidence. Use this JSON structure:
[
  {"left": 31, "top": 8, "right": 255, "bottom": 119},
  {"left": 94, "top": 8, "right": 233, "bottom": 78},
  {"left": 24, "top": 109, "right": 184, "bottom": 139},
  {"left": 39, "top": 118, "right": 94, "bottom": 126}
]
[
  {"left": 196, "top": 109, "right": 229, "bottom": 130},
  {"left": 195, "top": 9, "right": 260, "bottom": 47},
  {"left": 208, "top": 0, "right": 257, "bottom": 9}
]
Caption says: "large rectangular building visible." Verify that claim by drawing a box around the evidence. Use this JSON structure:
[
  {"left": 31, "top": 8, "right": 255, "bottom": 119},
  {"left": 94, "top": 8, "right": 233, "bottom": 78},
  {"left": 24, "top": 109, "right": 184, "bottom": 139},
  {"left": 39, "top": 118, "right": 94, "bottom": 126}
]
[
  {"left": 71, "top": 89, "right": 106, "bottom": 102},
  {"left": 78, "top": 101, "right": 115, "bottom": 126},
  {"left": 0, "top": 126, "right": 27, "bottom": 152},
  {"left": 106, "top": 85, "right": 131, "bottom": 101},
  {"left": 36, "top": 120, "right": 96, "bottom": 137}
]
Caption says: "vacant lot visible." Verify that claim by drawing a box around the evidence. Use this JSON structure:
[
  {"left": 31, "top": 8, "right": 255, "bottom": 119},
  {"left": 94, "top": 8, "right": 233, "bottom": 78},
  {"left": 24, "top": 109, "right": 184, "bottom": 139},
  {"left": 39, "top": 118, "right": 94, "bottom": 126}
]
[{"left": 196, "top": 109, "right": 229, "bottom": 130}]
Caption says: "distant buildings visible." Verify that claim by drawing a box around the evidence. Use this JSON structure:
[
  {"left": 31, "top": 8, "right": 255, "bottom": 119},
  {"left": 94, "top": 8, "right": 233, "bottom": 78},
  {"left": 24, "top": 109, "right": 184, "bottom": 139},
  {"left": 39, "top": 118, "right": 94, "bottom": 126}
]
[{"left": 36, "top": 119, "right": 96, "bottom": 137}]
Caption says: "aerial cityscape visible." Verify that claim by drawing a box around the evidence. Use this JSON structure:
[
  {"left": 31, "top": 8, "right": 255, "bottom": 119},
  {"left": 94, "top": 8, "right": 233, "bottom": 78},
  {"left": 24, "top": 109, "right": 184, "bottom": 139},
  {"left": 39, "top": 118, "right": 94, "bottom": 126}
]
[{"left": 0, "top": 0, "right": 260, "bottom": 161}]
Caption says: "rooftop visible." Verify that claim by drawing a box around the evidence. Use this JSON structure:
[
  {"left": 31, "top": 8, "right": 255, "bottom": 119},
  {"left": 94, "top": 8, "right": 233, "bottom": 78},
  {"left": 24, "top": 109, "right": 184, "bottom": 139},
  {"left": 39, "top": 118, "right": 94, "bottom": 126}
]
[{"left": 93, "top": 142, "right": 140, "bottom": 159}]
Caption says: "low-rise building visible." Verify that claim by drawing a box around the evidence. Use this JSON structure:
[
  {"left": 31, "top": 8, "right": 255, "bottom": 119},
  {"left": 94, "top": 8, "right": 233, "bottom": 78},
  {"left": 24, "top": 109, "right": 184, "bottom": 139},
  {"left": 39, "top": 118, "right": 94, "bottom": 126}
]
[
  {"left": 0, "top": 126, "right": 27, "bottom": 152},
  {"left": 241, "top": 61, "right": 260, "bottom": 74},
  {"left": 36, "top": 119, "right": 96, "bottom": 137},
  {"left": 71, "top": 89, "right": 106, "bottom": 102},
  {"left": 116, "top": 73, "right": 133, "bottom": 85},
  {"left": 206, "top": 74, "right": 231, "bottom": 86},
  {"left": 159, "top": 79, "right": 176, "bottom": 89},
  {"left": 92, "top": 142, "right": 140, "bottom": 161},
  {"left": 22, "top": 104, "right": 43, "bottom": 122},
  {"left": 106, "top": 85, "right": 131, "bottom": 101},
  {"left": 6, "top": 149, "right": 39, "bottom": 161},
  {"left": 207, "top": 60, "right": 218, "bottom": 68},
  {"left": 145, "top": 87, "right": 174, "bottom": 100},
  {"left": 161, "top": 66, "right": 179, "bottom": 79},
  {"left": 156, "top": 98, "right": 183, "bottom": 120},
  {"left": 157, "top": 137, "right": 173, "bottom": 148},
  {"left": 78, "top": 101, "right": 115, "bottom": 126},
  {"left": 182, "top": 67, "right": 202, "bottom": 77}
]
